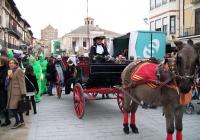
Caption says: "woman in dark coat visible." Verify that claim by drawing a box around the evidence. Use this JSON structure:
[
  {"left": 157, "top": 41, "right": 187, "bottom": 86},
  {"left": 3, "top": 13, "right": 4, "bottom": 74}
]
[
  {"left": 25, "top": 65, "right": 39, "bottom": 115},
  {"left": 64, "top": 59, "right": 77, "bottom": 95},
  {"left": 46, "top": 57, "right": 56, "bottom": 96},
  {"left": 0, "top": 56, "right": 11, "bottom": 126}
]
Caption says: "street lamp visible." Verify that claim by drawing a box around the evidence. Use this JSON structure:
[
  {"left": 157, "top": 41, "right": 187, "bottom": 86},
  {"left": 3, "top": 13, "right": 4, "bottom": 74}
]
[{"left": 143, "top": 17, "right": 153, "bottom": 58}]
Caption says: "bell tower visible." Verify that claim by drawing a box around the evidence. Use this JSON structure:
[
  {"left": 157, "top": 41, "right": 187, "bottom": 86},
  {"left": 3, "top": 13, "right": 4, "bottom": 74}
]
[{"left": 84, "top": 17, "right": 94, "bottom": 26}]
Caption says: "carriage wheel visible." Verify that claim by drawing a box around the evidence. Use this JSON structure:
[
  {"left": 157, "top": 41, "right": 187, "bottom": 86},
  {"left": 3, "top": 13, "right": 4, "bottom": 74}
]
[
  {"left": 73, "top": 83, "right": 85, "bottom": 119},
  {"left": 117, "top": 91, "right": 124, "bottom": 113},
  {"left": 56, "top": 74, "right": 62, "bottom": 98}
]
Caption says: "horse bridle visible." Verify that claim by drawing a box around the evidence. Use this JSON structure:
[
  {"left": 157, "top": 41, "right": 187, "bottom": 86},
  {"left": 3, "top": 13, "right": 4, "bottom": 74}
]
[{"left": 166, "top": 53, "right": 198, "bottom": 83}]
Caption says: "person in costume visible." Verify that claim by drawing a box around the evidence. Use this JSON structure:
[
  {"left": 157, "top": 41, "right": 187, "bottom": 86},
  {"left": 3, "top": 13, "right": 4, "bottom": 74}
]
[
  {"left": 29, "top": 55, "right": 42, "bottom": 102},
  {"left": 38, "top": 54, "right": 48, "bottom": 95},
  {"left": 8, "top": 49, "right": 14, "bottom": 60}
]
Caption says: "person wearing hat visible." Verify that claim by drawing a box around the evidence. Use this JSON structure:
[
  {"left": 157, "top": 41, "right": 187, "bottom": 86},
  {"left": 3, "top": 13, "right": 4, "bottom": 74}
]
[
  {"left": 89, "top": 36, "right": 109, "bottom": 63},
  {"left": 64, "top": 58, "right": 77, "bottom": 94}
]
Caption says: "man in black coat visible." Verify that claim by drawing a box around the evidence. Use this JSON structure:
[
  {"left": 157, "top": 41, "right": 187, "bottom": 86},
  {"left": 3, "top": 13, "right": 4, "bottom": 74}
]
[{"left": 89, "top": 36, "right": 109, "bottom": 63}]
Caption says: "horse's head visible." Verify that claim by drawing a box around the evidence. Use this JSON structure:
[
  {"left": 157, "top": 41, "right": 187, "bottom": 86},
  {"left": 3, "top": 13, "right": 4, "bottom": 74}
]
[{"left": 173, "top": 41, "right": 200, "bottom": 94}]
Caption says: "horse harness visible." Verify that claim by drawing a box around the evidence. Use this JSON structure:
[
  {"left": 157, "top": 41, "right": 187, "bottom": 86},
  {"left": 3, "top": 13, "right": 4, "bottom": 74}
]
[{"left": 121, "top": 54, "right": 199, "bottom": 107}]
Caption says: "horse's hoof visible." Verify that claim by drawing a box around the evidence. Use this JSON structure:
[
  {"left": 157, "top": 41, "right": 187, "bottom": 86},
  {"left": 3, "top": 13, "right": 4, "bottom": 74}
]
[
  {"left": 130, "top": 124, "right": 139, "bottom": 134},
  {"left": 123, "top": 124, "right": 129, "bottom": 134}
]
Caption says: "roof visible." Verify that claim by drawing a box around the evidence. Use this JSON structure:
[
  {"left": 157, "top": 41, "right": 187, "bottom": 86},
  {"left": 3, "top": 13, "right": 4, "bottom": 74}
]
[
  {"left": 22, "top": 19, "right": 31, "bottom": 28},
  {"left": 84, "top": 17, "right": 94, "bottom": 20},
  {"left": 43, "top": 25, "right": 57, "bottom": 31},
  {"left": 67, "top": 25, "right": 120, "bottom": 36},
  {"left": 8, "top": 0, "right": 21, "bottom": 17}
]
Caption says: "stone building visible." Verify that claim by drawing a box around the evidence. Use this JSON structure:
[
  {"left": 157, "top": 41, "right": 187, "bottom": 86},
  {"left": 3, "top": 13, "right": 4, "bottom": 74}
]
[
  {"left": 0, "top": 0, "right": 33, "bottom": 53},
  {"left": 41, "top": 25, "right": 58, "bottom": 41},
  {"left": 61, "top": 17, "right": 120, "bottom": 55},
  {"left": 40, "top": 25, "right": 58, "bottom": 56}
]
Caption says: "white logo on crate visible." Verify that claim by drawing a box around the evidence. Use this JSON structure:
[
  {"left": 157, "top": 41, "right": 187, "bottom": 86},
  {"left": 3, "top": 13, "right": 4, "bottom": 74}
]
[{"left": 143, "top": 39, "right": 160, "bottom": 58}]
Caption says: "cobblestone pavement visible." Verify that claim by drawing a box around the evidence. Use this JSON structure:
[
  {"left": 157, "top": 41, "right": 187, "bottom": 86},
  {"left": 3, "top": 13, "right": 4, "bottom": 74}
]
[
  {"left": 0, "top": 113, "right": 31, "bottom": 140},
  {"left": 28, "top": 92, "right": 200, "bottom": 140},
  {"left": 1, "top": 92, "right": 200, "bottom": 140}
]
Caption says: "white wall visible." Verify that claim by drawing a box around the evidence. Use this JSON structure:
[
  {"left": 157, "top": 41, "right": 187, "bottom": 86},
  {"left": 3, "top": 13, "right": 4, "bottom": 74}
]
[{"left": 149, "top": 1, "right": 180, "bottom": 40}]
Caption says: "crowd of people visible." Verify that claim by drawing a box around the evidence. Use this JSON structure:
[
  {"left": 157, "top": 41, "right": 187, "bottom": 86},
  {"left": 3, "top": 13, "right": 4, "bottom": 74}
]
[
  {"left": 0, "top": 48, "right": 80, "bottom": 129},
  {"left": 1, "top": 36, "right": 199, "bottom": 130}
]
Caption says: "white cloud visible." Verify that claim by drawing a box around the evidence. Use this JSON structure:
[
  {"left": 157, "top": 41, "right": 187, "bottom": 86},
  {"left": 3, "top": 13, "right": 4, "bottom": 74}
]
[{"left": 14, "top": 0, "right": 149, "bottom": 38}]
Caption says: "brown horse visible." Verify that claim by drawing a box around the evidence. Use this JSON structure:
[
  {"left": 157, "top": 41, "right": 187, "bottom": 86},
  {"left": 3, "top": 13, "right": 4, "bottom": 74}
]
[{"left": 121, "top": 42, "right": 200, "bottom": 140}]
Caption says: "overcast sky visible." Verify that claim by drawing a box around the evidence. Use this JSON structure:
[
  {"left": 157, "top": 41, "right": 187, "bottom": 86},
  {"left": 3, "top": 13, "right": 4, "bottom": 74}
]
[{"left": 14, "top": 0, "right": 150, "bottom": 38}]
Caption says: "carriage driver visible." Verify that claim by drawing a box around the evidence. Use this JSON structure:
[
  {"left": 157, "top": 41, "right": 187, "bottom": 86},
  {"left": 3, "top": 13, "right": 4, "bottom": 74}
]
[{"left": 89, "top": 36, "right": 110, "bottom": 63}]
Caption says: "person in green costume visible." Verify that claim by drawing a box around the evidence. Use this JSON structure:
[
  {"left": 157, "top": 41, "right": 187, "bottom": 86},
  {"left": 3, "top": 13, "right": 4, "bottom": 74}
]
[
  {"left": 8, "top": 49, "right": 14, "bottom": 60},
  {"left": 29, "top": 55, "right": 42, "bottom": 102},
  {"left": 38, "top": 54, "right": 48, "bottom": 95}
]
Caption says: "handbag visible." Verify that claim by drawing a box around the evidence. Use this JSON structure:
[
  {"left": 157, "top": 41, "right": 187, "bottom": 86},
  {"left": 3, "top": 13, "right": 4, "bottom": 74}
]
[
  {"left": 17, "top": 97, "right": 31, "bottom": 113},
  {"left": 25, "top": 75, "right": 36, "bottom": 92}
]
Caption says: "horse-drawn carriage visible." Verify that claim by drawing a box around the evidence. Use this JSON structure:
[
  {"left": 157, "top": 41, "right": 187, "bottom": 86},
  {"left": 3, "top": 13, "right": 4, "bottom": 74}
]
[{"left": 72, "top": 57, "right": 127, "bottom": 118}]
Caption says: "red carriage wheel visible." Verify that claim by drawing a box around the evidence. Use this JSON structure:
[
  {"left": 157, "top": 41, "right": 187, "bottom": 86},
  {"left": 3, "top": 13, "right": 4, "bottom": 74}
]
[
  {"left": 117, "top": 91, "right": 124, "bottom": 113},
  {"left": 56, "top": 74, "right": 61, "bottom": 98},
  {"left": 73, "top": 83, "right": 85, "bottom": 119}
]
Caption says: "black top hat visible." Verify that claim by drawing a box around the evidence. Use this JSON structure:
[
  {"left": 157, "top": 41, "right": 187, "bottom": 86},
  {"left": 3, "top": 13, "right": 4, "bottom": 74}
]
[{"left": 93, "top": 36, "right": 106, "bottom": 41}]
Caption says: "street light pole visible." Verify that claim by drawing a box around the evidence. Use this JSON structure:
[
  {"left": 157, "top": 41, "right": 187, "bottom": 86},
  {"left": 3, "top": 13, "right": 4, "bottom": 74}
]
[
  {"left": 86, "top": 0, "right": 90, "bottom": 50},
  {"left": 143, "top": 18, "right": 152, "bottom": 58}
]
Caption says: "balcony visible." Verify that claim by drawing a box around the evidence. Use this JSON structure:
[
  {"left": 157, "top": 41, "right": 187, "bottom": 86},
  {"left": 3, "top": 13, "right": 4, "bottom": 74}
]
[
  {"left": 191, "top": 0, "right": 200, "bottom": 4},
  {"left": 180, "top": 27, "right": 200, "bottom": 37},
  {"left": 9, "top": 25, "right": 23, "bottom": 39},
  {"left": 7, "top": 42, "right": 19, "bottom": 50}
]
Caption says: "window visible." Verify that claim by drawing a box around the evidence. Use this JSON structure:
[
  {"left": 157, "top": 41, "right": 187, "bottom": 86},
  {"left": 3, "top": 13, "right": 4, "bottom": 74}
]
[
  {"left": 162, "top": 0, "right": 167, "bottom": 4},
  {"left": 155, "top": 0, "right": 162, "bottom": 8},
  {"left": 162, "top": 17, "right": 168, "bottom": 32},
  {"left": 155, "top": 19, "right": 162, "bottom": 31},
  {"left": 150, "top": 21, "right": 155, "bottom": 31},
  {"left": 83, "top": 41, "right": 86, "bottom": 47},
  {"left": 72, "top": 41, "right": 76, "bottom": 47},
  {"left": 170, "top": 16, "right": 176, "bottom": 34},
  {"left": 150, "top": 0, "right": 155, "bottom": 10},
  {"left": 195, "top": 8, "right": 200, "bottom": 34},
  {"left": 5, "top": 2, "right": 10, "bottom": 10},
  {"left": 170, "top": 0, "right": 176, "bottom": 2}
]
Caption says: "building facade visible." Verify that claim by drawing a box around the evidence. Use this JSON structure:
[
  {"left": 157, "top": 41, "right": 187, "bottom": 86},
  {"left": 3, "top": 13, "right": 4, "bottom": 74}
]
[
  {"left": 149, "top": 0, "right": 200, "bottom": 43},
  {"left": 179, "top": 0, "right": 200, "bottom": 42},
  {"left": 40, "top": 25, "right": 58, "bottom": 56},
  {"left": 41, "top": 25, "right": 58, "bottom": 41},
  {"left": 0, "top": 0, "right": 33, "bottom": 53},
  {"left": 149, "top": 0, "right": 180, "bottom": 41},
  {"left": 61, "top": 17, "right": 120, "bottom": 55}
]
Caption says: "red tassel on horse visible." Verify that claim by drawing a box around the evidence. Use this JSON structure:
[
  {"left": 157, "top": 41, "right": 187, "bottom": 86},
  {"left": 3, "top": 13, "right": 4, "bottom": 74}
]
[
  {"left": 123, "top": 112, "right": 128, "bottom": 124},
  {"left": 130, "top": 113, "right": 135, "bottom": 124},
  {"left": 176, "top": 131, "right": 182, "bottom": 140},
  {"left": 166, "top": 134, "right": 173, "bottom": 140}
]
